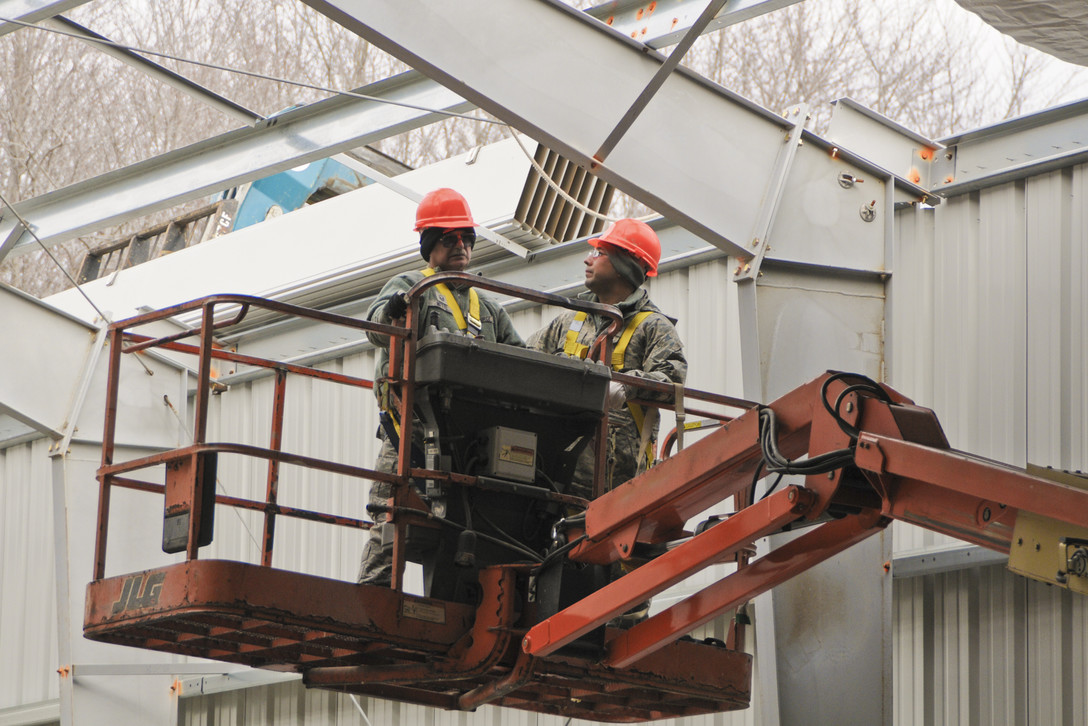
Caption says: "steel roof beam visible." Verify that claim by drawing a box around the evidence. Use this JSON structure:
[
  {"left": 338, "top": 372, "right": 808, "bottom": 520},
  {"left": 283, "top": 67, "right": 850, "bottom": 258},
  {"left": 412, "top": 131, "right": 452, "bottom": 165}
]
[
  {"left": 298, "top": 0, "right": 820, "bottom": 257},
  {"left": 934, "top": 97, "right": 1088, "bottom": 196},
  {"left": 584, "top": 0, "right": 802, "bottom": 49},
  {"left": 0, "top": 71, "right": 472, "bottom": 262},
  {"left": 0, "top": 0, "right": 86, "bottom": 36},
  {"left": 593, "top": 0, "right": 730, "bottom": 163}
]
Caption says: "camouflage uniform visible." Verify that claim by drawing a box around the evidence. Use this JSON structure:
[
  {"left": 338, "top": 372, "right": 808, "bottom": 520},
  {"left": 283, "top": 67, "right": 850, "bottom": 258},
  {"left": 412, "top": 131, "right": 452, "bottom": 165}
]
[
  {"left": 528, "top": 288, "right": 686, "bottom": 498},
  {"left": 359, "top": 268, "right": 524, "bottom": 585}
]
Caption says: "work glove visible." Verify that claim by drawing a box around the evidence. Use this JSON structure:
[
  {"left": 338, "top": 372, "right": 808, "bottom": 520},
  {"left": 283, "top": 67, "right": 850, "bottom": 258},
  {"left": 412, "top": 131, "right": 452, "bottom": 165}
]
[
  {"left": 607, "top": 380, "right": 627, "bottom": 410},
  {"left": 384, "top": 291, "right": 410, "bottom": 321}
]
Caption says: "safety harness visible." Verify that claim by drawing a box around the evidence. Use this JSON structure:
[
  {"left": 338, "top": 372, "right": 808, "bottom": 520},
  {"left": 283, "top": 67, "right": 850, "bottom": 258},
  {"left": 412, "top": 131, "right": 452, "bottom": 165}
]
[
  {"left": 381, "top": 268, "right": 483, "bottom": 442},
  {"left": 421, "top": 267, "right": 482, "bottom": 337},
  {"left": 563, "top": 310, "right": 657, "bottom": 470}
]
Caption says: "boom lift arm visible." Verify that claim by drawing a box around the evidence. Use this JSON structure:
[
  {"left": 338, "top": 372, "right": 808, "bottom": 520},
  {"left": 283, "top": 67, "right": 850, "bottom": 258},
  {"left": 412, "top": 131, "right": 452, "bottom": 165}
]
[{"left": 523, "top": 372, "right": 1088, "bottom": 667}]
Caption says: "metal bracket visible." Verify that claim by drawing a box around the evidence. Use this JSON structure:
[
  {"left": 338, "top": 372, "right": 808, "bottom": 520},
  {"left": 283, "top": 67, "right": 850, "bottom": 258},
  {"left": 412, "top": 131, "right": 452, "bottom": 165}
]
[
  {"left": 733, "top": 104, "right": 809, "bottom": 282},
  {"left": 51, "top": 322, "right": 109, "bottom": 457}
]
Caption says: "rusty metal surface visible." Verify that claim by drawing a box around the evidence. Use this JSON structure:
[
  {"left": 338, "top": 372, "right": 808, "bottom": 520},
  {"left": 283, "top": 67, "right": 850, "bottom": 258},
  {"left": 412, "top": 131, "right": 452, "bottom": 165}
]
[
  {"left": 604, "top": 510, "right": 889, "bottom": 669},
  {"left": 573, "top": 375, "right": 824, "bottom": 563},
  {"left": 524, "top": 487, "right": 815, "bottom": 659},
  {"left": 318, "top": 634, "right": 751, "bottom": 723},
  {"left": 85, "top": 561, "right": 475, "bottom": 667},
  {"left": 856, "top": 433, "right": 1088, "bottom": 530},
  {"left": 86, "top": 561, "right": 752, "bottom": 722}
]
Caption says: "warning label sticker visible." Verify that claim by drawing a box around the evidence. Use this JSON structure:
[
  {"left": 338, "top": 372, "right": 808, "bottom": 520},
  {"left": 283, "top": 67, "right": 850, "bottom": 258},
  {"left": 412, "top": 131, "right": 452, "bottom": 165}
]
[{"left": 402, "top": 600, "right": 446, "bottom": 624}]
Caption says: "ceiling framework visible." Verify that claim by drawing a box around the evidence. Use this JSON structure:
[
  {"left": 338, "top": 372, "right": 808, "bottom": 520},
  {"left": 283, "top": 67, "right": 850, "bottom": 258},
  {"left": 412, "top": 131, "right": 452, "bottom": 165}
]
[
  {"left": 0, "top": 0, "right": 802, "bottom": 264},
  {"left": 3, "top": 4, "right": 1088, "bottom": 726},
  {"left": 298, "top": 0, "right": 933, "bottom": 262},
  {"left": 1, "top": 0, "right": 1085, "bottom": 267}
]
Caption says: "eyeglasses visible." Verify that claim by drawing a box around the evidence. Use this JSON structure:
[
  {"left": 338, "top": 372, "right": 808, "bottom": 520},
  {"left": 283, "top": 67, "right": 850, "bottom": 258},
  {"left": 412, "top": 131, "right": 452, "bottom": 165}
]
[
  {"left": 439, "top": 230, "right": 476, "bottom": 249},
  {"left": 587, "top": 248, "right": 606, "bottom": 259}
]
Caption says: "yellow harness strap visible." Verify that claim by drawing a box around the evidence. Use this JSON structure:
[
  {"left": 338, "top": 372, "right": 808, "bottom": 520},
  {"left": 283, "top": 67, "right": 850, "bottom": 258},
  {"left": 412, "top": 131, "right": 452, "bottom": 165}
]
[
  {"left": 421, "top": 267, "right": 482, "bottom": 336},
  {"left": 383, "top": 270, "right": 481, "bottom": 434},
  {"left": 565, "top": 309, "right": 657, "bottom": 468},
  {"left": 611, "top": 311, "right": 655, "bottom": 469},
  {"left": 562, "top": 311, "right": 590, "bottom": 359},
  {"left": 611, "top": 311, "right": 653, "bottom": 369}
]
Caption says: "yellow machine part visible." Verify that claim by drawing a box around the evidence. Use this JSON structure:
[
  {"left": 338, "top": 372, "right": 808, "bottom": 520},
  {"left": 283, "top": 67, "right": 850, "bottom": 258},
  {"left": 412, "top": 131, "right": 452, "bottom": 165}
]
[{"left": 1007, "top": 465, "right": 1088, "bottom": 596}]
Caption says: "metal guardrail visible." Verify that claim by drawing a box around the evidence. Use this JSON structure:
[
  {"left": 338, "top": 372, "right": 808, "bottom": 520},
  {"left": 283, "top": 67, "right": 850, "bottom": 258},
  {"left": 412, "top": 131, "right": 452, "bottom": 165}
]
[{"left": 91, "top": 278, "right": 756, "bottom": 584}]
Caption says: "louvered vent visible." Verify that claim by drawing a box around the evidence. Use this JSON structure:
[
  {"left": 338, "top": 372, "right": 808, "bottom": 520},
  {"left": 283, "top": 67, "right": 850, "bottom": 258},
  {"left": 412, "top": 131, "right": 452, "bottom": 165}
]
[{"left": 514, "top": 144, "right": 615, "bottom": 245}]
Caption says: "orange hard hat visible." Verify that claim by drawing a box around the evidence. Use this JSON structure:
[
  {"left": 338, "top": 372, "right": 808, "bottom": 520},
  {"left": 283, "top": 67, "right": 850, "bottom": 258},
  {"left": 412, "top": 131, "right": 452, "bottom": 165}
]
[
  {"left": 414, "top": 188, "right": 476, "bottom": 231},
  {"left": 588, "top": 218, "right": 660, "bottom": 276}
]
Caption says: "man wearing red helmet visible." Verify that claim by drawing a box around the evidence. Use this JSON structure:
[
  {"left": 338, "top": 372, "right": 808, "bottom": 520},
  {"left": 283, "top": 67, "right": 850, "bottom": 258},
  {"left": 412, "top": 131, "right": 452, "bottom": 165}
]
[
  {"left": 359, "top": 188, "right": 524, "bottom": 586},
  {"left": 529, "top": 218, "right": 687, "bottom": 498}
]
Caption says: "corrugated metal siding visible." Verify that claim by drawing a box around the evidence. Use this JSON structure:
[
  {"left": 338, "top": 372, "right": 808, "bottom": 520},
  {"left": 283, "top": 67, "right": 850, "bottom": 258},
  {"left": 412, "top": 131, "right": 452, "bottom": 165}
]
[
  {"left": 890, "top": 162, "right": 1088, "bottom": 724},
  {"left": 0, "top": 439, "right": 60, "bottom": 708},
  {"left": 890, "top": 165, "right": 1088, "bottom": 552},
  {"left": 1025, "top": 165, "right": 1088, "bottom": 469},
  {"left": 894, "top": 566, "right": 1088, "bottom": 726},
  {"left": 204, "top": 349, "right": 380, "bottom": 583}
]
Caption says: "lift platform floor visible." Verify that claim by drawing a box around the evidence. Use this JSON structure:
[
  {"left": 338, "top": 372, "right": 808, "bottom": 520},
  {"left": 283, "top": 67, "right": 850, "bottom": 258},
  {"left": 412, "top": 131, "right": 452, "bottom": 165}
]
[{"left": 84, "top": 560, "right": 751, "bottom": 722}]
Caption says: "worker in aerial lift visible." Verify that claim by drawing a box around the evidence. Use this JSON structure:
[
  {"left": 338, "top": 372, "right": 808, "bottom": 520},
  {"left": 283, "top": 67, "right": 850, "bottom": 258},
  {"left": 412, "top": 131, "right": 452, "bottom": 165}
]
[
  {"left": 358, "top": 187, "right": 525, "bottom": 586},
  {"left": 529, "top": 218, "right": 685, "bottom": 623},
  {"left": 530, "top": 218, "right": 686, "bottom": 494}
]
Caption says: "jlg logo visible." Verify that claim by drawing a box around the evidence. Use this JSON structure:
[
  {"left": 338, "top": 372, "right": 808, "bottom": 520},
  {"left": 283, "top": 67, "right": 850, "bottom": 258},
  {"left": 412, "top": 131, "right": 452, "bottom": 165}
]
[{"left": 110, "top": 572, "right": 166, "bottom": 614}]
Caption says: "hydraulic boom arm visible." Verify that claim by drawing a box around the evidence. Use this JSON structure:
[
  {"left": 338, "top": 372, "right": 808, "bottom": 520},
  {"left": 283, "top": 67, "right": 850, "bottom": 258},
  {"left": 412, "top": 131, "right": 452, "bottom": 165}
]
[{"left": 523, "top": 372, "right": 1088, "bottom": 667}]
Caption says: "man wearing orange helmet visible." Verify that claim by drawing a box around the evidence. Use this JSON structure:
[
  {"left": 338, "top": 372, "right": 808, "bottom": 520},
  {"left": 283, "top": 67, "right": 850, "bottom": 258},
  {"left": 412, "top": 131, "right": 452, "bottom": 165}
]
[
  {"left": 529, "top": 218, "right": 687, "bottom": 498},
  {"left": 359, "top": 188, "right": 524, "bottom": 586}
]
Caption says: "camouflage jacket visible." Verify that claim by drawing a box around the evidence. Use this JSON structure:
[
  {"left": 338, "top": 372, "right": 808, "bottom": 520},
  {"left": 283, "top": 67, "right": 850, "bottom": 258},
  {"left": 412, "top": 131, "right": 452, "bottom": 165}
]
[
  {"left": 528, "top": 288, "right": 686, "bottom": 495},
  {"left": 366, "top": 268, "right": 525, "bottom": 404}
]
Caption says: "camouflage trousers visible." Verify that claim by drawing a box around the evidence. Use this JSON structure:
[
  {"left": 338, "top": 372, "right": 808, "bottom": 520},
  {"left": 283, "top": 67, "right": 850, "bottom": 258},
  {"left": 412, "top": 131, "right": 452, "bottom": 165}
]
[
  {"left": 568, "top": 420, "right": 651, "bottom": 499},
  {"left": 357, "top": 435, "right": 400, "bottom": 586}
]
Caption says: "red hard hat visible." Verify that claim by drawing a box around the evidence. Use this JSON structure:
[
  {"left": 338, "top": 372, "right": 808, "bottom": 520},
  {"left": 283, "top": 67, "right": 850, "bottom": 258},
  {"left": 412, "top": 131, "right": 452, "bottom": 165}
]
[
  {"left": 414, "top": 188, "right": 476, "bottom": 231},
  {"left": 588, "top": 218, "right": 661, "bottom": 276}
]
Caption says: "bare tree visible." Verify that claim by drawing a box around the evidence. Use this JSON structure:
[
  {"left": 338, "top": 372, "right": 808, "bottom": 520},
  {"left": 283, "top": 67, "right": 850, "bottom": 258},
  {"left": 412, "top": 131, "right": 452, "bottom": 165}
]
[
  {"left": 0, "top": 0, "right": 396, "bottom": 297},
  {"left": 684, "top": 0, "right": 1085, "bottom": 139}
]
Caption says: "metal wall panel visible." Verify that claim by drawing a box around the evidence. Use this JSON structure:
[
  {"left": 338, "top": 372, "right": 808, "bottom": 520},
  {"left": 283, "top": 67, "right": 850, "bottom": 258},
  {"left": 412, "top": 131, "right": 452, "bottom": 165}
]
[
  {"left": 894, "top": 566, "right": 1087, "bottom": 726},
  {"left": 1026, "top": 166, "right": 1088, "bottom": 469},
  {"left": 203, "top": 349, "right": 380, "bottom": 584},
  {"left": 889, "top": 161, "right": 1088, "bottom": 724},
  {"left": 889, "top": 166, "right": 1088, "bottom": 552},
  {"left": 0, "top": 439, "right": 60, "bottom": 709}
]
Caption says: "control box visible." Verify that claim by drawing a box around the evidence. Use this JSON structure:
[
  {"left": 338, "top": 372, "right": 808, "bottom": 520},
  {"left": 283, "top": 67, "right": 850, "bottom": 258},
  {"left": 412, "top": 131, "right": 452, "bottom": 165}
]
[{"left": 481, "top": 426, "right": 537, "bottom": 483}]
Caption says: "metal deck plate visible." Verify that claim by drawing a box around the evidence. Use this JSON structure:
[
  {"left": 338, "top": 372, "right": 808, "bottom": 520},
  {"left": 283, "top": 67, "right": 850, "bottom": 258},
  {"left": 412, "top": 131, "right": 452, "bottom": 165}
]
[{"left": 85, "top": 560, "right": 751, "bottom": 722}]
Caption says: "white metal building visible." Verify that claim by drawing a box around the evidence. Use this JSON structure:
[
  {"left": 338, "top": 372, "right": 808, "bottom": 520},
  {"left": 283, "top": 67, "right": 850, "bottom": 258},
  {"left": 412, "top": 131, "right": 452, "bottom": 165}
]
[{"left": 1, "top": 2, "right": 1086, "bottom": 726}]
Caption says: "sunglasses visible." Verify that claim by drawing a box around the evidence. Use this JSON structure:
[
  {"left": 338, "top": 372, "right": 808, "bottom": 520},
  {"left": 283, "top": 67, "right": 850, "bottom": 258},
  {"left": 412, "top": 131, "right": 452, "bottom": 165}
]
[{"left": 439, "top": 230, "right": 476, "bottom": 249}]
